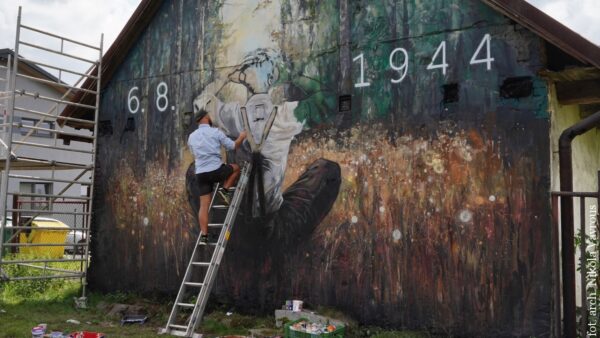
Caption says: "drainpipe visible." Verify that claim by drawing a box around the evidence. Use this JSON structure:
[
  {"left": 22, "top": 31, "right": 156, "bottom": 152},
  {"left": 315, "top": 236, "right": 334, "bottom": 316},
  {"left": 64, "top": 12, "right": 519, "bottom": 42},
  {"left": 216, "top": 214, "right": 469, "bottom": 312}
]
[{"left": 559, "top": 110, "right": 600, "bottom": 338}]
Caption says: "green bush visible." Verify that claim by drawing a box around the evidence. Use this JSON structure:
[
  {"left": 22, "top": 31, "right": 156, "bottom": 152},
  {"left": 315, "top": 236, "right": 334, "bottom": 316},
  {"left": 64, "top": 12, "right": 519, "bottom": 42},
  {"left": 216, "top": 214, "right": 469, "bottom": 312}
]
[{"left": 0, "top": 260, "right": 73, "bottom": 302}]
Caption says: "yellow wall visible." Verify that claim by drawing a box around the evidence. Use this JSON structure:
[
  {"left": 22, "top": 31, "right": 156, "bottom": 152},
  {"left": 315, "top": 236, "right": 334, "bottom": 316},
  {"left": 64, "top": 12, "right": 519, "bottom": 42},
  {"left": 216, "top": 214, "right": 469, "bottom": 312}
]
[
  {"left": 550, "top": 84, "right": 600, "bottom": 193},
  {"left": 548, "top": 81, "right": 600, "bottom": 305}
]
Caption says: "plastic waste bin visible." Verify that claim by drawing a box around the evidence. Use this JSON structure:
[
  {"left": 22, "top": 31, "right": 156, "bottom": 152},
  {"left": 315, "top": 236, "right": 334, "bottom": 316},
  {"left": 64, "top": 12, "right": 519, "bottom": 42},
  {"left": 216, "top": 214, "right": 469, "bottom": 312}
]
[{"left": 19, "top": 218, "right": 69, "bottom": 258}]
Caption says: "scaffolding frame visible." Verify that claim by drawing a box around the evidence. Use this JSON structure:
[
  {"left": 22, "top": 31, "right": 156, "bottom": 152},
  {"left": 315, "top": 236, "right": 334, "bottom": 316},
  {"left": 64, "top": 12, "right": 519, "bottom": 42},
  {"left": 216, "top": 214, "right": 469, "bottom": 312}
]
[{"left": 0, "top": 7, "right": 102, "bottom": 304}]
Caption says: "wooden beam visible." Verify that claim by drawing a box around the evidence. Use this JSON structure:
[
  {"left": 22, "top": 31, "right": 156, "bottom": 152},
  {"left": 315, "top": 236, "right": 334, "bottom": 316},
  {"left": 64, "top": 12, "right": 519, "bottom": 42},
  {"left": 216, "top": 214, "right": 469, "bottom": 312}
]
[{"left": 556, "top": 79, "right": 600, "bottom": 105}]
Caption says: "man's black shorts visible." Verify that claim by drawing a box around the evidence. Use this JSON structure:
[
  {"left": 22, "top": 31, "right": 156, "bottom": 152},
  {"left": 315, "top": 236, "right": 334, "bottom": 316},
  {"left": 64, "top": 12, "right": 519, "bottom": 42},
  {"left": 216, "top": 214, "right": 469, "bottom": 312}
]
[{"left": 196, "top": 164, "right": 234, "bottom": 196}]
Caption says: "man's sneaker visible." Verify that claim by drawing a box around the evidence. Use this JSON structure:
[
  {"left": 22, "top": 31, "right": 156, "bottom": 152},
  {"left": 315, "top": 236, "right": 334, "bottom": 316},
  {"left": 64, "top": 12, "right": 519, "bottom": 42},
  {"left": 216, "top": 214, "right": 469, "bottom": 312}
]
[
  {"left": 199, "top": 234, "right": 209, "bottom": 245},
  {"left": 217, "top": 188, "right": 231, "bottom": 205}
]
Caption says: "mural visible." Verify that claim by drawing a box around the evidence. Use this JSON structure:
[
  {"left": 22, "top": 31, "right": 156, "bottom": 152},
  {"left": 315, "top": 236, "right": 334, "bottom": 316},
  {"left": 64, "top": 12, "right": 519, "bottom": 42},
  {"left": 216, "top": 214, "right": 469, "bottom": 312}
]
[{"left": 90, "top": 0, "right": 552, "bottom": 336}]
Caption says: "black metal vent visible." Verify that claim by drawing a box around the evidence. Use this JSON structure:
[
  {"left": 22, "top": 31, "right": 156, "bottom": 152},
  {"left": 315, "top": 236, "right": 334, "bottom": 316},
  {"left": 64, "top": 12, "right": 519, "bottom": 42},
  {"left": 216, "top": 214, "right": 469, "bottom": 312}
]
[
  {"left": 443, "top": 83, "right": 459, "bottom": 103},
  {"left": 500, "top": 76, "right": 533, "bottom": 99}
]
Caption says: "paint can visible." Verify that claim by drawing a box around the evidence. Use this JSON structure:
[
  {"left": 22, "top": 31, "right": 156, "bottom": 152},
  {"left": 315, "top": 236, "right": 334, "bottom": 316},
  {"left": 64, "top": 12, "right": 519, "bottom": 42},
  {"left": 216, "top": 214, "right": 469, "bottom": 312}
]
[
  {"left": 31, "top": 327, "right": 45, "bottom": 338},
  {"left": 292, "top": 300, "right": 303, "bottom": 312},
  {"left": 285, "top": 300, "right": 293, "bottom": 310}
]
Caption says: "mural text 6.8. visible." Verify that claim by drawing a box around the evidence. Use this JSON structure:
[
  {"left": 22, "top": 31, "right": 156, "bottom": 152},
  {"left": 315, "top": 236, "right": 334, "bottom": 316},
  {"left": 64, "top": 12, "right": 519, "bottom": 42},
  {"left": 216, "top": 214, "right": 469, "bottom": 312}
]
[
  {"left": 354, "top": 33, "right": 494, "bottom": 87},
  {"left": 127, "top": 81, "right": 172, "bottom": 114}
]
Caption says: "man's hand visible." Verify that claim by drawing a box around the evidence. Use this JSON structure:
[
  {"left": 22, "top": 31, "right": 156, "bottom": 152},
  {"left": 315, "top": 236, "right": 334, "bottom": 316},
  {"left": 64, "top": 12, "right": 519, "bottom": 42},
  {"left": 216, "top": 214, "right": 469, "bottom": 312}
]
[{"left": 235, "top": 131, "right": 247, "bottom": 149}]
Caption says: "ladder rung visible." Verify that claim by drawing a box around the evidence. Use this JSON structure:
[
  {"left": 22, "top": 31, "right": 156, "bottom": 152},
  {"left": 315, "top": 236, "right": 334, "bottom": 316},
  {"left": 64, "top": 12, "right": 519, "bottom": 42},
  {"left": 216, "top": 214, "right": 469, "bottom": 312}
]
[
  {"left": 162, "top": 163, "right": 251, "bottom": 336},
  {"left": 168, "top": 324, "right": 188, "bottom": 330}
]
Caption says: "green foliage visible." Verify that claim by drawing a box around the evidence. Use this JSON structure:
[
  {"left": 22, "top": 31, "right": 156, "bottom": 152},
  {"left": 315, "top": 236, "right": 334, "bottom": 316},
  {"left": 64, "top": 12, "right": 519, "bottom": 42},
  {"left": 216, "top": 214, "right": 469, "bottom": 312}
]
[{"left": 0, "top": 264, "right": 71, "bottom": 302}]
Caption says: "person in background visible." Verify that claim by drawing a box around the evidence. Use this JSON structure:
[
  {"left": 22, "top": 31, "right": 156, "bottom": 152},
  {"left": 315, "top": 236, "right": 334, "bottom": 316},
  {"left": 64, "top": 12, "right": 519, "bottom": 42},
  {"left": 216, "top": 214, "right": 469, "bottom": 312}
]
[{"left": 187, "top": 109, "right": 246, "bottom": 244}]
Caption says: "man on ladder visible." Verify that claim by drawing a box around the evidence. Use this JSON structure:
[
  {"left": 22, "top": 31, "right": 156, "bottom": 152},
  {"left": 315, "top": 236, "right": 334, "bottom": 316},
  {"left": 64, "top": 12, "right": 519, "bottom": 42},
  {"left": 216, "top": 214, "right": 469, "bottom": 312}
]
[{"left": 188, "top": 109, "right": 246, "bottom": 244}]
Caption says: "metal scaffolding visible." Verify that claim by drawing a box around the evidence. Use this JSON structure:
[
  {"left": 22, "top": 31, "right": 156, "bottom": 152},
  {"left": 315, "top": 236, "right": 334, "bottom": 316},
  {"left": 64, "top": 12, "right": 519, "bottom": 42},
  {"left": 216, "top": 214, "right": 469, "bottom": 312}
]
[{"left": 0, "top": 7, "right": 102, "bottom": 304}]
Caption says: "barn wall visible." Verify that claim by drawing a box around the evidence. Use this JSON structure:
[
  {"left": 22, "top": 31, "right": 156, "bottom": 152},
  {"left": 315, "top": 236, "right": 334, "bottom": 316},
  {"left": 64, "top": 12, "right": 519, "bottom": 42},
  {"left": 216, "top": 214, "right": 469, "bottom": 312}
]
[{"left": 90, "top": 0, "right": 552, "bottom": 335}]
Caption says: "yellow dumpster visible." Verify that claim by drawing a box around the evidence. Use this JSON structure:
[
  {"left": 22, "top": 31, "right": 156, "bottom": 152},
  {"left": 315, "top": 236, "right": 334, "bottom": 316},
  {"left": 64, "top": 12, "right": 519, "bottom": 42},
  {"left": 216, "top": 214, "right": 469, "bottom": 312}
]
[{"left": 19, "top": 218, "right": 69, "bottom": 258}]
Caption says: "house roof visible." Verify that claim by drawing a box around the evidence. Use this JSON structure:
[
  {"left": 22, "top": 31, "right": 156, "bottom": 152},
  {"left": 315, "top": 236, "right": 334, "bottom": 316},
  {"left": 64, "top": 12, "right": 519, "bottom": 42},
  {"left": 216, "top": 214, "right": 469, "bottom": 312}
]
[
  {"left": 59, "top": 0, "right": 600, "bottom": 128},
  {"left": 0, "top": 48, "right": 69, "bottom": 94}
]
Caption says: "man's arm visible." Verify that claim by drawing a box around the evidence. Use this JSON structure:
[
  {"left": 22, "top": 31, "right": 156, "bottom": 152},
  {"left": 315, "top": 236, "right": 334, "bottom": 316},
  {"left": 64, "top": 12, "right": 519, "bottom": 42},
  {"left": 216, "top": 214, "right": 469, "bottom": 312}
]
[
  {"left": 234, "top": 131, "right": 247, "bottom": 149},
  {"left": 218, "top": 130, "right": 246, "bottom": 150}
]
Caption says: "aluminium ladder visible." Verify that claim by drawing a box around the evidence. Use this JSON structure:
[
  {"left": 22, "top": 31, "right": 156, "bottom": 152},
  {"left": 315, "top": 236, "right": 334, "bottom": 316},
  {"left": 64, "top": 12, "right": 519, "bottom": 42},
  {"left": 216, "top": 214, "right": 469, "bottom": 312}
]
[{"left": 161, "top": 162, "right": 252, "bottom": 337}]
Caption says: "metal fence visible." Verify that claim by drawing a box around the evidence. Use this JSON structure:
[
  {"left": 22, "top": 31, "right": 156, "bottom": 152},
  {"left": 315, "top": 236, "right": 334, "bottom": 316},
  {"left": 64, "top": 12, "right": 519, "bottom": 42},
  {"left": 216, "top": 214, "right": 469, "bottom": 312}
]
[
  {"left": 551, "top": 171, "right": 600, "bottom": 337},
  {"left": 1, "top": 196, "right": 90, "bottom": 279}
]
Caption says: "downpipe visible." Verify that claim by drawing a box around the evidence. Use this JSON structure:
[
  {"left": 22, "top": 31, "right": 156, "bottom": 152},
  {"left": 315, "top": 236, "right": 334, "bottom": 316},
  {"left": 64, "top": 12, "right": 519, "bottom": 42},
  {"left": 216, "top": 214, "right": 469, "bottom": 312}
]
[{"left": 559, "top": 110, "right": 600, "bottom": 338}]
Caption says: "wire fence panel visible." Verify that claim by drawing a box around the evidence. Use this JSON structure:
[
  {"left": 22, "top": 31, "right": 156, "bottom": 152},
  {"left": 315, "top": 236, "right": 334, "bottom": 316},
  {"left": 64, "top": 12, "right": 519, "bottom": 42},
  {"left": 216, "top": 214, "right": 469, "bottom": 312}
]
[{"left": 1, "top": 196, "right": 90, "bottom": 279}]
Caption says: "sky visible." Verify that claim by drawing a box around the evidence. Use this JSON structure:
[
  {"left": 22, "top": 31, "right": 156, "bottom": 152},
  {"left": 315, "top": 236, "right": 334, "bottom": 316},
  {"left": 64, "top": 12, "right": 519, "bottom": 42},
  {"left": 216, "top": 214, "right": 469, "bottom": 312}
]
[{"left": 0, "top": 0, "right": 599, "bottom": 84}]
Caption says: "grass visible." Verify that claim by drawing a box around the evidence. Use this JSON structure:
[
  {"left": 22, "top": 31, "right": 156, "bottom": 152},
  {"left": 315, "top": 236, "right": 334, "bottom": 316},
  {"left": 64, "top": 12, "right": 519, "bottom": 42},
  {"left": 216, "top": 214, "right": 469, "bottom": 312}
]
[
  {"left": 0, "top": 271, "right": 433, "bottom": 337},
  {"left": 0, "top": 281, "right": 168, "bottom": 337},
  {"left": 0, "top": 271, "right": 281, "bottom": 337}
]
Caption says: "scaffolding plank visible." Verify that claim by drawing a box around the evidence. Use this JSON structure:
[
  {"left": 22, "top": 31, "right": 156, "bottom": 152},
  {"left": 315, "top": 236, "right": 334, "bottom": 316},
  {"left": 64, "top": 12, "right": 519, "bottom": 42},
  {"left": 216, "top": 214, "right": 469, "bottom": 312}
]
[
  {"left": 6, "top": 273, "right": 85, "bottom": 281},
  {"left": 15, "top": 89, "right": 96, "bottom": 110},
  {"left": 6, "top": 209, "right": 91, "bottom": 215},
  {"left": 7, "top": 157, "right": 92, "bottom": 170},
  {"left": 12, "top": 140, "right": 95, "bottom": 154},
  {"left": 19, "top": 40, "right": 98, "bottom": 64},
  {"left": 16, "top": 73, "right": 97, "bottom": 95},
  {"left": 17, "top": 123, "right": 95, "bottom": 141},
  {"left": 7, "top": 226, "right": 89, "bottom": 231},
  {"left": 7, "top": 192, "right": 90, "bottom": 200},
  {"left": 14, "top": 106, "right": 95, "bottom": 126},
  {"left": 8, "top": 174, "right": 92, "bottom": 185},
  {"left": 17, "top": 58, "right": 98, "bottom": 80},
  {"left": 1, "top": 258, "right": 86, "bottom": 264},
  {"left": 20, "top": 24, "right": 101, "bottom": 51},
  {"left": 3, "top": 243, "right": 87, "bottom": 247}
]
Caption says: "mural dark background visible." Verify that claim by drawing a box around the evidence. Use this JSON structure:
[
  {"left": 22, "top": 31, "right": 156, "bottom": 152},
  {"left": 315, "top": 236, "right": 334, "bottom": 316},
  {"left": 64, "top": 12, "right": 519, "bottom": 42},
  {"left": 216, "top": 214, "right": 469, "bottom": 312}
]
[{"left": 89, "top": 0, "right": 552, "bottom": 336}]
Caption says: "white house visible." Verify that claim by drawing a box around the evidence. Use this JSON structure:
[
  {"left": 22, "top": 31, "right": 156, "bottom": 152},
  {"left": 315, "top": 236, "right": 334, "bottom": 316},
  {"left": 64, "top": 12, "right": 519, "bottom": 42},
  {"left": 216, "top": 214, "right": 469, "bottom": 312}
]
[{"left": 0, "top": 48, "right": 93, "bottom": 228}]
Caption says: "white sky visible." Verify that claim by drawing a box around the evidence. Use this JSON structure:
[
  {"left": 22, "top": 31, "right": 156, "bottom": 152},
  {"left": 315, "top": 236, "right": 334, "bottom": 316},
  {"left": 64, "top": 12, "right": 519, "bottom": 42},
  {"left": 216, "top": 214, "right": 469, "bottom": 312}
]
[{"left": 0, "top": 0, "right": 598, "bottom": 84}]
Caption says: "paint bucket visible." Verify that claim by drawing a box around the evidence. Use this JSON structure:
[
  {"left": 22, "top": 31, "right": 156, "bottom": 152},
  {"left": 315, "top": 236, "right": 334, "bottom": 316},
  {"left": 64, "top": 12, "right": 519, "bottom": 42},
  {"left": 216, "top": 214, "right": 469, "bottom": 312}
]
[
  {"left": 292, "top": 300, "right": 303, "bottom": 312},
  {"left": 285, "top": 300, "right": 293, "bottom": 310},
  {"left": 31, "top": 327, "right": 45, "bottom": 338}
]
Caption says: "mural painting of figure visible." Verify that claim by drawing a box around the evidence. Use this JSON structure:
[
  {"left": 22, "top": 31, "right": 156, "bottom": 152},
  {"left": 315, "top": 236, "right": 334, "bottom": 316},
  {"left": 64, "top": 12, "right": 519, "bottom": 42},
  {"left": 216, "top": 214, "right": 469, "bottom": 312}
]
[{"left": 185, "top": 48, "right": 341, "bottom": 246}]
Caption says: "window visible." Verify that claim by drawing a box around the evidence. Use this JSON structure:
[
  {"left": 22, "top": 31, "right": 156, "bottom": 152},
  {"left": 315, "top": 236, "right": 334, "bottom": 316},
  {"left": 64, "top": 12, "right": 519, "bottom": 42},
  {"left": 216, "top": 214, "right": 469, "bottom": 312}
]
[{"left": 19, "top": 118, "right": 55, "bottom": 138}]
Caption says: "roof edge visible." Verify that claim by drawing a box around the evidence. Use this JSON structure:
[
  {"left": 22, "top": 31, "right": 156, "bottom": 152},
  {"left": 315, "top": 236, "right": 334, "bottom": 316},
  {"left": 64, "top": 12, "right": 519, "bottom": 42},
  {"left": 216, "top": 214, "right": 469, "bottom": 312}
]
[
  {"left": 59, "top": 0, "right": 164, "bottom": 127},
  {"left": 481, "top": 0, "right": 600, "bottom": 69},
  {"left": 60, "top": 0, "right": 600, "bottom": 128}
]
